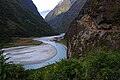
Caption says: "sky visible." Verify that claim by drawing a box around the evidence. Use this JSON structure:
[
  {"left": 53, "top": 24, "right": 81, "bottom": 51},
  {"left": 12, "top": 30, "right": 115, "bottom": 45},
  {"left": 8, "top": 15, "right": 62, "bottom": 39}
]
[{"left": 32, "top": 0, "right": 61, "bottom": 12}]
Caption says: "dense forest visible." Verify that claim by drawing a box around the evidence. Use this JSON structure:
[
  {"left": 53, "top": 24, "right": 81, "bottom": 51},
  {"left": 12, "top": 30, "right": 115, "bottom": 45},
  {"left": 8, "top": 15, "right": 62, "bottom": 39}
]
[{"left": 0, "top": 0, "right": 54, "bottom": 43}]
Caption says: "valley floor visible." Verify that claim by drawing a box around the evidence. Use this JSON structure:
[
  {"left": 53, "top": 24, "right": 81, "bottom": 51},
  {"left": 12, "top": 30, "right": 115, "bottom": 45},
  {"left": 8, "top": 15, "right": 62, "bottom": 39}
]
[
  {"left": 2, "top": 34, "right": 67, "bottom": 69},
  {"left": 3, "top": 38, "right": 42, "bottom": 48},
  {"left": 3, "top": 43, "right": 57, "bottom": 65}
]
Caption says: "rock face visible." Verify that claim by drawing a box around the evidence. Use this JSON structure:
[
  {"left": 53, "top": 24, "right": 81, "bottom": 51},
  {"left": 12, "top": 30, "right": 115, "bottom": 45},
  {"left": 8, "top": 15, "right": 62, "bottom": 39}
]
[
  {"left": 67, "top": 0, "right": 120, "bottom": 58},
  {"left": 20, "top": 0, "right": 40, "bottom": 15},
  {"left": 45, "top": 0, "right": 84, "bottom": 33},
  {"left": 46, "top": 0, "right": 73, "bottom": 21},
  {"left": 0, "top": 0, "right": 54, "bottom": 43}
]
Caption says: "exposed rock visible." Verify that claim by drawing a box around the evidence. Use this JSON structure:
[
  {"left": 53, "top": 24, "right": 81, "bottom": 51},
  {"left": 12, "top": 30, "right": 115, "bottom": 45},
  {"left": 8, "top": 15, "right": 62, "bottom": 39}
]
[
  {"left": 67, "top": 0, "right": 120, "bottom": 58},
  {"left": 45, "top": 0, "right": 87, "bottom": 33},
  {"left": 45, "top": 0, "right": 74, "bottom": 22}
]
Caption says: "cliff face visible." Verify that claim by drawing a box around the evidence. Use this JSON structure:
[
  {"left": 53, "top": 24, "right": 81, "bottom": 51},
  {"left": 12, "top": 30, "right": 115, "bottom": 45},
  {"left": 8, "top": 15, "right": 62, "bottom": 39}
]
[
  {"left": 59, "top": 0, "right": 88, "bottom": 33},
  {"left": 0, "top": 0, "right": 54, "bottom": 43},
  {"left": 67, "top": 0, "right": 120, "bottom": 58},
  {"left": 45, "top": 0, "right": 73, "bottom": 21},
  {"left": 20, "top": 0, "right": 40, "bottom": 15},
  {"left": 45, "top": 0, "right": 78, "bottom": 33}
]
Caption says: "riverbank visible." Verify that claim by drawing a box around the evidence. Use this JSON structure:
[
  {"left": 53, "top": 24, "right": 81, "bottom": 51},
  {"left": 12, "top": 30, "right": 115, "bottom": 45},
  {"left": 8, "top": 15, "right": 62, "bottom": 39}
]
[
  {"left": 24, "top": 37, "right": 67, "bottom": 69},
  {"left": 3, "top": 43, "right": 57, "bottom": 65},
  {"left": 3, "top": 37, "right": 42, "bottom": 48},
  {"left": 3, "top": 34, "right": 67, "bottom": 70}
]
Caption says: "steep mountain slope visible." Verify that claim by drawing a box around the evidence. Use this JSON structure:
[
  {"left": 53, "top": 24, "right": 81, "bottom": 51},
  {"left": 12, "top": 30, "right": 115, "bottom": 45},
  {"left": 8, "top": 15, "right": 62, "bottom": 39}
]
[
  {"left": 20, "top": 0, "right": 40, "bottom": 15},
  {"left": 58, "top": 0, "right": 87, "bottom": 33},
  {"left": 0, "top": 0, "right": 54, "bottom": 43},
  {"left": 67, "top": 0, "right": 120, "bottom": 58},
  {"left": 45, "top": 0, "right": 77, "bottom": 33}
]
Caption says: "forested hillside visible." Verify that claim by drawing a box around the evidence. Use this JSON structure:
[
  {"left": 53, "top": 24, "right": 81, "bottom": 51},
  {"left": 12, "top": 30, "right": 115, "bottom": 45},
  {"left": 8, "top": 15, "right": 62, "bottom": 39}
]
[{"left": 0, "top": 0, "right": 54, "bottom": 43}]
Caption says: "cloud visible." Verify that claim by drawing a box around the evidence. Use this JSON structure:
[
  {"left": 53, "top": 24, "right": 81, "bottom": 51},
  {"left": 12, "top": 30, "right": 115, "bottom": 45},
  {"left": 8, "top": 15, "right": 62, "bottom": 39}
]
[{"left": 32, "top": 0, "right": 61, "bottom": 12}]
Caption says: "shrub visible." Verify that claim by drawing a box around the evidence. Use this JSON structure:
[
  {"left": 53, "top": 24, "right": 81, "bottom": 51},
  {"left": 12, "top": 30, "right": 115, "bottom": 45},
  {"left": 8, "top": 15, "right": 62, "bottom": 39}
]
[
  {"left": 82, "top": 49, "right": 120, "bottom": 80},
  {"left": 27, "top": 49, "right": 120, "bottom": 80},
  {"left": 26, "top": 59, "right": 82, "bottom": 80},
  {"left": 1, "top": 48, "right": 120, "bottom": 80},
  {"left": 0, "top": 50, "right": 26, "bottom": 80}
]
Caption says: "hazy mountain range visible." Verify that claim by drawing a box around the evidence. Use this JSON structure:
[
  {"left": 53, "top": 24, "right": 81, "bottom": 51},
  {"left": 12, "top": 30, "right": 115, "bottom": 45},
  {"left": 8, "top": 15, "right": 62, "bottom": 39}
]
[{"left": 40, "top": 10, "right": 51, "bottom": 18}]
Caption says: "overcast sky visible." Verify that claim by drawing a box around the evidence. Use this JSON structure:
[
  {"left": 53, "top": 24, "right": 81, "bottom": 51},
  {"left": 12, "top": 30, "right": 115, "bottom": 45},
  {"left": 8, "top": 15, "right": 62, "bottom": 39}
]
[{"left": 32, "top": 0, "right": 61, "bottom": 12}]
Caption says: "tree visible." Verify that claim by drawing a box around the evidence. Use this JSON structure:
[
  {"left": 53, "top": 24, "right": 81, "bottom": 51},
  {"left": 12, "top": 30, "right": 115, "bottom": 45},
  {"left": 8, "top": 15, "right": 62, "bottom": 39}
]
[{"left": 0, "top": 50, "right": 12, "bottom": 80}]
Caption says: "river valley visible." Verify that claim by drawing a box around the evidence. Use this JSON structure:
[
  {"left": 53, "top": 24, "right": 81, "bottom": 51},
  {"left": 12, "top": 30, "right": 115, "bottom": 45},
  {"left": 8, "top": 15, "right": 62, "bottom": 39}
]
[{"left": 3, "top": 34, "right": 67, "bottom": 70}]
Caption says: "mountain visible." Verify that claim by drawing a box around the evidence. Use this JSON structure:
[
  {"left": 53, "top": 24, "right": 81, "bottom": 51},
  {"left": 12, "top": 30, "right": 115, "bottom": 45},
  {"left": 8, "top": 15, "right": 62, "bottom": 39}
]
[
  {"left": 45, "top": 0, "right": 77, "bottom": 33},
  {"left": 0, "top": 0, "right": 54, "bottom": 43},
  {"left": 20, "top": 0, "right": 40, "bottom": 15},
  {"left": 40, "top": 10, "right": 51, "bottom": 18},
  {"left": 66, "top": 0, "right": 120, "bottom": 58},
  {"left": 57, "top": 0, "right": 87, "bottom": 33}
]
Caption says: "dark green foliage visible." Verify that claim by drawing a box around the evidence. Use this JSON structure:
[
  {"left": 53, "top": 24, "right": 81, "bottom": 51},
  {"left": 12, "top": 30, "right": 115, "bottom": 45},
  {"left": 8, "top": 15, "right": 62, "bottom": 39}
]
[
  {"left": 25, "top": 49, "right": 120, "bottom": 80},
  {"left": 26, "top": 59, "right": 82, "bottom": 80},
  {"left": 82, "top": 49, "right": 120, "bottom": 80},
  {"left": 0, "top": 0, "right": 54, "bottom": 43},
  {"left": 0, "top": 49, "right": 26, "bottom": 80},
  {"left": 0, "top": 48, "right": 120, "bottom": 80}
]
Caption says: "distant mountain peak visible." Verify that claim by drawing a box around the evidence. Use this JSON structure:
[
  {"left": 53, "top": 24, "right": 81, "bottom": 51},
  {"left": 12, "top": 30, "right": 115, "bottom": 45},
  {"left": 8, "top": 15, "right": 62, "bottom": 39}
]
[
  {"left": 45, "top": 0, "right": 76, "bottom": 21},
  {"left": 40, "top": 10, "right": 51, "bottom": 18},
  {"left": 58, "top": 0, "right": 76, "bottom": 5},
  {"left": 58, "top": 0, "right": 64, "bottom": 4},
  {"left": 45, "top": 0, "right": 86, "bottom": 33}
]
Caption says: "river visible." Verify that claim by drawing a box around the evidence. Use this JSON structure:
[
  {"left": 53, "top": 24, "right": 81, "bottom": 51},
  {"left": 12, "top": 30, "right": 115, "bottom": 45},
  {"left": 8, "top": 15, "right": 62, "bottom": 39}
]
[{"left": 3, "top": 33, "right": 67, "bottom": 70}]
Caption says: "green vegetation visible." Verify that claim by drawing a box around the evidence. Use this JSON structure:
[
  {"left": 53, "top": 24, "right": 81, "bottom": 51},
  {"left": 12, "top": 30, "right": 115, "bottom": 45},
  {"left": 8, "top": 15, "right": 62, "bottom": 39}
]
[
  {"left": 26, "top": 59, "right": 82, "bottom": 80},
  {"left": 82, "top": 49, "right": 120, "bottom": 80},
  {"left": 26, "top": 49, "right": 120, "bottom": 80},
  {"left": 0, "top": 0, "right": 54, "bottom": 43},
  {"left": 0, "top": 49, "right": 26, "bottom": 80},
  {"left": 3, "top": 38, "right": 42, "bottom": 48},
  {"left": 56, "top": 39, "right": 67, "bottom": 46},
  {"left": 1, "top": 48, "right": 119, "bottom": 80}
]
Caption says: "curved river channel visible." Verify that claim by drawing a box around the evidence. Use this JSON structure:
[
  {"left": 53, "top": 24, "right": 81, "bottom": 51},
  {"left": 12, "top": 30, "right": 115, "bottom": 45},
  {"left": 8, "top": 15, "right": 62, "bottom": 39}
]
[{"left": 3, "top": 34, "right": 67, "bottom": 70}]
